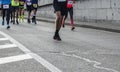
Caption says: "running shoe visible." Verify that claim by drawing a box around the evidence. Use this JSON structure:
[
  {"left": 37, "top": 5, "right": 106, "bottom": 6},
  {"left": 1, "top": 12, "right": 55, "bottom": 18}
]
[
  {"left": 71, "top": 27, "right": 75, "bottom": 31},
  {"left": 53, "top": 33, "right": 61, "bottom": 41},
  {"left": 27, "top": 19, "right": 31, "bottom": 23},
  {"left": 13, "top": 20, "right": 15, "bottom": 24},
  {"left": 7, "top": 25, "right": 10, "bottom": 29},
  {"left": 16, "top": 20, "right": 19, "bottom": 24}
]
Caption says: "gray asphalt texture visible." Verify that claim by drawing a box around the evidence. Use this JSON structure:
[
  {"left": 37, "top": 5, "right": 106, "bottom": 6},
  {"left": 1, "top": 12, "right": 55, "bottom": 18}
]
[{"left": 0, "top": 20, "right": 120, "bottom": 72}]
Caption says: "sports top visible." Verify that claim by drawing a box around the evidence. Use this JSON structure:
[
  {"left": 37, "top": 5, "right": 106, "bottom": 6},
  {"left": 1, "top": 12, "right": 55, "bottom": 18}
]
[
  {"left": 26, "top": 0, "right": 32, "bottom": 6},
  {"left": 11, "top": 0, "right": 19, "bottom": 6},
  {"left": 67, "top": 0, "right": 74, "bottom": 8},
  {"left": 2, "top": 0, "right": 11, "bottom": 4},
  {"left": 19, "top": 0, "right": 25, "bottom": 6}
]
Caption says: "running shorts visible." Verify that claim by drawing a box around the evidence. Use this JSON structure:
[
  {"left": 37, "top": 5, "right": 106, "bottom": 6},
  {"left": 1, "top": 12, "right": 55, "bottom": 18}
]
[{"left": 53, "top": 1, "right": 67, "bottom": 16}]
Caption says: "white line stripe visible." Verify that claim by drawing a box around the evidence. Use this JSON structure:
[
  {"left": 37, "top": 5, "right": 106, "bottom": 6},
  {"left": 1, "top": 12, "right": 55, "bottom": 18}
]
[
  {"left": 0, "top": 44, "right": 17, "bottom": 50},
  {"left": 29, "top": 53, "right": 62, "bottom": 72},
  {"left": 62, "top": 53, "right": 119, "bottom": 72},
  {"left": 0, "top": 54, "right": 33, "bottom": 64},
  {"left": 0, "top": 38, "right": 9, "bottom": 41},
  {"left": 0, "top": 31, "right": 62, "bottom": 72}
]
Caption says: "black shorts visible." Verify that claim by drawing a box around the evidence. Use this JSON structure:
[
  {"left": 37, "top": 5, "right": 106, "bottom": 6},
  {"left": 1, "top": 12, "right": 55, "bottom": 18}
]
[
  {"left": 32, "top": 4, "right": 38, "bottom": 10},
  {"left": 11, "top": 6, "right": 19, "bottom": 12},
  {"left": 19, "top": 5, "right": 24, "bottom": 9},
  {"left": 26, "top": 5, "right": 32, "bottom": 12},
  {"left": 53, "top": 2, "right": 67, "bottom": 16}
]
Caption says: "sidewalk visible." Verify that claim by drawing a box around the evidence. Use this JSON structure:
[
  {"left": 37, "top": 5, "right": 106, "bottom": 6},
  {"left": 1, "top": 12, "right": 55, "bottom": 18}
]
[{"left": 35, "top": 17, "right": 120, "bottom": 33}]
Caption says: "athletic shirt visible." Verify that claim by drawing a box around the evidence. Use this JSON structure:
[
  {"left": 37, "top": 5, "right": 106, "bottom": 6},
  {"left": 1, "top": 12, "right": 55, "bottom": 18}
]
[
  {"left": 2, "top": 0, "right": 11, "bottom": 4},
  {"left": 32, "top": 0, "right": 38, "bottom": 8},
  {"left": 26, "top": 0, "right": 32, "bottom": 6},
  {"left": 19, "top": 0, "right": 25, "bottom": 6},
  {"left": 0, "top": 0, "right": 2, "bottom": 4},
  {"left": 67, "top": 0, "right": 74, "bottom": 8},
  {"left": 11, "top": 0, "right": 19, "bottom": 6}
]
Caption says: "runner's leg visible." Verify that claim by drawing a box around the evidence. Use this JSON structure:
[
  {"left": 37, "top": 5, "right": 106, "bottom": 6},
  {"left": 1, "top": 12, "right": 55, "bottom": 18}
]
[
  {"left": 69, "top": 7, "right": 75, "bottom": 30},
  {"left": 2, "top": 9, "right": 5, "bottom": 26},
  {"left": 6, "top": 9, "right": 10, "bottom": 29}
]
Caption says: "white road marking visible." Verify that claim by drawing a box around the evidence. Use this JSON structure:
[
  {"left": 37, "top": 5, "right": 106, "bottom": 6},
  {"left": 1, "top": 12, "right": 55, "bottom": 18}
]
[
  {"left": 62, "top": 52, "right": 119, "bottom": 72},
  {"left": 0, "top": 38, "right": 9, "bottom": 41},
  {"left": 0, "top": 31, "right": 62, "bottom": 72},
  {"left": 0, "top": 54, "right": 33, "bottom": 64},
  {"left": 0, "top": 44, "right": 17, "bottom": 50}
]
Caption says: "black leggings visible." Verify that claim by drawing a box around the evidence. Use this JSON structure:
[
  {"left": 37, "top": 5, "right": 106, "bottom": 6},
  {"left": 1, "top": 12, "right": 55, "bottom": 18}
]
[
  {"left": 65, "top": 7, "right": 73, "bottom": 20},
  {"left": 2, "top": 9, "right": 10, "bottom": 25}
]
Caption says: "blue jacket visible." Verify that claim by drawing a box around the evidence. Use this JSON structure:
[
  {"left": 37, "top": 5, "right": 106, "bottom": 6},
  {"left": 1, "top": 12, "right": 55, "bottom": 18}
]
[{"left": 2, "top": 0, "right": 11, "bottom": 4}]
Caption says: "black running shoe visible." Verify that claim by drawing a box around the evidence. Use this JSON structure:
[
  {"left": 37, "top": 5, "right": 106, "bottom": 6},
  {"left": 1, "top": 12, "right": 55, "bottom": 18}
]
[
  {"left": 27, "top": 19, "right": 31, "bottom": 23},
  {"left": 13, "top": 20, "right": 15, "bottom": 24},
  {"left": 71, "top": 27, "right": 75, "bottom": 31},
  {"left": 32, "top": 16, "right": 37, "bottom": 24},
  {"left": 7, "top": 26, "right": 10, "bottom": 29},
  {"left": 53, "top": 34, "right": 57, "bottom": 40},
  {"left": 16, "top": 20, "right": 19, "bottom": 24},
  {"left": 32, "top": 17, "right": 35, "bottom": 23},
  {"left": 57, "top": 33, "right": 61, "bottom": 41},
  {"left": 34, "top": 19, "right": 37, "bottom": 24},
  {"left": 53, "top": 33, "right": 61, "bottom": 41}
]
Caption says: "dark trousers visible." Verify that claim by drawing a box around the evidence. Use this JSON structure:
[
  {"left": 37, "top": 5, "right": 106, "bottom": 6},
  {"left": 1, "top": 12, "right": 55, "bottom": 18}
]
[
  {"left": 2, "top": 9, "right": 10, "bottom": 25},
  {"left": 65, "top": 7, "right": 73, "bottom": 20}
]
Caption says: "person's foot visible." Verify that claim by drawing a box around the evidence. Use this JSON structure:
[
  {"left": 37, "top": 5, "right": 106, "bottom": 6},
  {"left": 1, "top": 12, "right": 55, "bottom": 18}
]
[
  {"left": 13, "top": 20, "right": 15, "bottom": 24},
  {"left": 32, "top": 17, "right": 35, "bottom": 23},
  {"left": 34, "top": 18, "right": 37, "bottom": 24},
  {"left": 53, "top": 33, "right": 61, "bottom": 41},
  {"left": 7, "top": 25, "right": 10, "bottom": 29},
  {"left": 2, "top": 20, "right": 4, "bottom": 26},
  {"left": 27, "top": 19, "right": 31, "bottom": 23},
  {"left": 16, "top": 20, "right": 19, "bottom": 24},
  {"left": 71, "top": 27, "right": 75, "bottom": 31},
  {"left": 57, "top": 33, "right": 61, "bottom": 41},
  {"left": 32, "top": 16, "right": 36, "bottom": 24}
]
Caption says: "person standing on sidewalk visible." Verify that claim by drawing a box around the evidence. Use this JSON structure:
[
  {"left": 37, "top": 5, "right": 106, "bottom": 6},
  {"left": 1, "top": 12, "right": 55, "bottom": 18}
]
[
  {"left": 26, "top": 0, "right": 32, "bottom": 23},
  {"left": 62, "top": 0, "right": 75, "bottom": 31},
  {"left": 11, "top": 0, "right": 19, "bottom": 24},
  {"left": 53, "top": 0, "right": 67, "bottom": 41},
  {"left": 1, "top": 0, "right": 11, "bottom": 29},
  {"left": 31, "top": 0, "right": 38, "bottom": 24}
]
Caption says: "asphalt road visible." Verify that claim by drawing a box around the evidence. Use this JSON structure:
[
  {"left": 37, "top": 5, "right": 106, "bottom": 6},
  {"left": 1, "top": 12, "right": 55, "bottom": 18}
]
[{"left": 0, "top": 20, "right": 120, "bottom": 72}]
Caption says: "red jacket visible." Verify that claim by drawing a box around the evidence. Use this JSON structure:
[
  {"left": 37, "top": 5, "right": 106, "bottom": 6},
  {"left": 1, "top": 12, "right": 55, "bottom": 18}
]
[{"left": 67, "top": 0, "right": 75, "bottom": 8}]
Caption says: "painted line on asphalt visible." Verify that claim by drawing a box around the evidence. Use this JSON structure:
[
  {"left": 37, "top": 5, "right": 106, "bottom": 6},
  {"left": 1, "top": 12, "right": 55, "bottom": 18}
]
[
  {"left": 0, "top": 38, "right": 9, "bottom": 41},
  {"left": 62, "top": 52, "right": 119, "bottom": 72},
  {"left": 0, "top": 44, "right": 17, "bottom": 50},
  {"left": 0, "top": 31, "right": 62, "bottom": 72},
  {"left": 0, "top": 54, "right": 33, "bottom": 64}
]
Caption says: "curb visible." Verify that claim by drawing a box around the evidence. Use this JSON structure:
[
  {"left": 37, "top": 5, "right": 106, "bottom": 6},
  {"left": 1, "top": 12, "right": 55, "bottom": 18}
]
[{"left": 36, "top": 18, "right": 120, "bottom": 33}]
